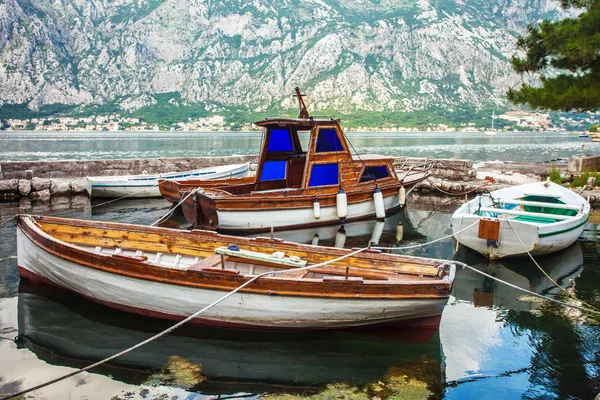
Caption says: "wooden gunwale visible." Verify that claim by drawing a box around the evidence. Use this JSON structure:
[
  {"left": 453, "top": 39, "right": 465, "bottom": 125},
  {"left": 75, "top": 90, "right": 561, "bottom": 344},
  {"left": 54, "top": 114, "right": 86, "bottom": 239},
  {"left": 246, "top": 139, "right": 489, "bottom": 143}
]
[
  {"left": 18, "top": 216, "right": 451, "bottom": 299},
  {"left": 35, "top": 216, "right": 443, "bottom": 275},
  {"left": 186, "top": 180, "right": 402, "bottom": 211},
  {"left": 32, "top": 215, "right": 440, "bottom": 271}
]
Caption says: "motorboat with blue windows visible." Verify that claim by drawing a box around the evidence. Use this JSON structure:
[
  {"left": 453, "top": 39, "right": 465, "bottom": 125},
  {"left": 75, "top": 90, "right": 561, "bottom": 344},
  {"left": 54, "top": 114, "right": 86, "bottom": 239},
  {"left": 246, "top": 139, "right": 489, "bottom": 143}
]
[{"left": 178, "top": 88, "right": 430, "bottom": 232}]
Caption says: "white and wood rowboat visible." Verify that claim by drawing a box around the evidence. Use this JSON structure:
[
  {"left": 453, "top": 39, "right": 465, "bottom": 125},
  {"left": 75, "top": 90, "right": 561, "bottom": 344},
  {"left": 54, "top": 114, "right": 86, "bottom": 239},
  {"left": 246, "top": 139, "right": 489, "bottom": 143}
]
[
  {"left": 84, "top": 162, "right": 250, "bottom": 198},
  {"left": 17, "top": 215, "right": 456, "bottom": 330},
  {"left": 451, "top": 181, "right": 590, "bottom": 259}
]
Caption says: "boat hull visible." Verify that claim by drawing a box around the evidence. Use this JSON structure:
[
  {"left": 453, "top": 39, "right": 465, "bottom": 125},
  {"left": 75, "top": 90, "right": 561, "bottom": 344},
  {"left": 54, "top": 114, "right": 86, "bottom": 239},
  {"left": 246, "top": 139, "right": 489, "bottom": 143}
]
[
  {"left": 17, "top": 225, "right": 449, "bottom": 330},
  {"left": 214, "top": 193, "right": 402, "bottom": 233},
  {"left": 451, "top": 182, "right": 590, "bottom": 259},
  {"left": 85, "top": 163, "right": 249, "bottom": 198}
]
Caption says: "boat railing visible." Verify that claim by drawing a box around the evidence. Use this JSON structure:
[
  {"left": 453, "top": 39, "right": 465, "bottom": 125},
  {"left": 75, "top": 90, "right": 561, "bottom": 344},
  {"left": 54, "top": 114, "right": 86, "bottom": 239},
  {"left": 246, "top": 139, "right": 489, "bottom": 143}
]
[{"left": 394, "top": 157, "right": 435, "bottom": 175}]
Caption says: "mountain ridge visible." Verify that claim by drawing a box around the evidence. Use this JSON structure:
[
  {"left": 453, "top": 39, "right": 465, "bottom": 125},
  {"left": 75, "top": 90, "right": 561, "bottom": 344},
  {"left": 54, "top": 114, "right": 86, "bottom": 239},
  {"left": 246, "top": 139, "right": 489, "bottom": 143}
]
[{"left": 0, "top": 0, "right": 572, "bottom": 115}]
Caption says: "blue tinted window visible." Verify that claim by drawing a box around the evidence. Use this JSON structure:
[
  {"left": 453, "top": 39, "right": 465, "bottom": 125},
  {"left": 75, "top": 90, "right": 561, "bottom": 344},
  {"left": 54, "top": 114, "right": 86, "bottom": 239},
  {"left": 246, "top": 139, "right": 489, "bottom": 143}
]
[
  {"left": 316, "top": 128, "right": 343, "bottom": 152},
  {"left": 360, "top": 166, "right": 389, "bottom": 182},
  {"left": 260, "top": 160, "right": 287, "bottom": 181},
  {"left": 309, "top": 164, "right": 339, "bottom": 187},
  {"left": 267, "top": 128, "right": 293, "bottom": 152}
]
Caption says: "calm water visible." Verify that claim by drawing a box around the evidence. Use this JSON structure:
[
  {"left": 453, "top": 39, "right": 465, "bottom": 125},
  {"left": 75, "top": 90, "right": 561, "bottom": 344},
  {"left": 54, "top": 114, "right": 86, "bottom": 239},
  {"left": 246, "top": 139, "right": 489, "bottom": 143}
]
[
  {"left": 0, "top": 132, "right": 599, "bottom": 399},
  {"left": 0, "top": 131, "right": 599, "bottom": 162},
  {"left": 0, "top": 196, "right": 598, "bottom": 399}
]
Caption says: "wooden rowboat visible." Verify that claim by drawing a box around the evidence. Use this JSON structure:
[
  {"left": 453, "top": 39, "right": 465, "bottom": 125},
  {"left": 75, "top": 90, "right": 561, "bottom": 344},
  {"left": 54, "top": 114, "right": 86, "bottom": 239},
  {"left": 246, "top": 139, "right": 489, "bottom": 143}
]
[
  {"left": 84, "top": 162, "right": 250, "bottom": 198},
  {"left": 17, "top": 215, "right": 456, "bottom": 330},
  {"left": 164, "top": 88, "right": 430, "bottom": 232},
  {"left": 451, "top": 180, "right": 590, "bottom": 259}
]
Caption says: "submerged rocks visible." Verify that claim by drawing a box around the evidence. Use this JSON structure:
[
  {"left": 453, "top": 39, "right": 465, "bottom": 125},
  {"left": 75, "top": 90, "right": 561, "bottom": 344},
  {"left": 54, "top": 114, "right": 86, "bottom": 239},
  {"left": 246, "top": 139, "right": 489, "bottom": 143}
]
[{"left": 30, "top": 189, "right": 51, "bottom": 201}]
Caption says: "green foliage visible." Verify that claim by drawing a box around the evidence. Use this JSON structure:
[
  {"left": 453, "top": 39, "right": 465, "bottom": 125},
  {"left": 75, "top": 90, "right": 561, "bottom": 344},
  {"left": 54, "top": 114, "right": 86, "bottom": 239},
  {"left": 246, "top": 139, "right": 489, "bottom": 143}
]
[
  {"left": 590, "top": 125, "right": 598, "bottom": 132},
  {"left": 110, "top": 0, "right": 167, "bottom": 24},
  {"left": 0, "top": 103, "right": 78, "bottom": 119},
  {"left": 549, "top": 164, "right": 563, "bottom": 184},
  {"left": 127, "top": 92, "right": 211, "bottom": 125},
  {"left": 571, "top": 168, "right": 600, "bottom": 187},
  {"left": 507, "top": 1, "right": 600, "bottom": 111}
]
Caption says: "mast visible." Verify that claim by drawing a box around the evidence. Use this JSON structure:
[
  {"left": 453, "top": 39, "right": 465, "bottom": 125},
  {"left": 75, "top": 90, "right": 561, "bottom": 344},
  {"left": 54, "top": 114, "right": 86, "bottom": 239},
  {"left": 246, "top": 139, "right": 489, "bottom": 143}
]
[
  {"left": 294, "top": 87, "right": 310, "bottom": 119},
  {"left": 491, "top": 110, "right": 495, "bottom": 131}
]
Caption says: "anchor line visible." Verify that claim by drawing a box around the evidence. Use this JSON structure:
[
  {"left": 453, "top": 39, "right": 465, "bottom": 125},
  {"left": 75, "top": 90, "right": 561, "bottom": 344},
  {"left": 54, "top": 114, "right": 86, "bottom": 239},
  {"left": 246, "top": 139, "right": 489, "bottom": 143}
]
[
  {"left": 506, "top": 218, "right": 599, "bottom": 312},
  {"left": 150, "top": 187, "right": 199, "bottom": 226},
  {"left": 450, "top": 260, "right": 600, "bottom": 315}
]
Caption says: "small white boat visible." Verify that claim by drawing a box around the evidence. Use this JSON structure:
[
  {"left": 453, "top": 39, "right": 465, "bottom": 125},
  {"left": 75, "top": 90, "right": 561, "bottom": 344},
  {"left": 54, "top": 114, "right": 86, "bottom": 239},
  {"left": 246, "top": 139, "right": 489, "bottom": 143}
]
[
  {"left": 451, "top": 181, "right": 590, "bottom": 259},
  {"left": 84, "top": 162, "right": 250, "bottom": 198}
]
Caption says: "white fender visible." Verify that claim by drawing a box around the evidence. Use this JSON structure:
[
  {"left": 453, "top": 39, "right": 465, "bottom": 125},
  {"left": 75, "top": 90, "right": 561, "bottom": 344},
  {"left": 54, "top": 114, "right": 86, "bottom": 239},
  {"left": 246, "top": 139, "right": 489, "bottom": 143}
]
[
  {"left": 370, "top": 220, "right": 385, "bottom": 246},
  {"left": 396, "top": 221, "right": 404, "bottom": 242},
  {"left": 334, "top": 225, "right": 347, "bottom": 248},
  {"left": 313, "top": 198, "right": 321, "bottom": 219},
  {"left": 399, "top": 186, "right": 406, "bottom": 206},
  {"left": 373, "top": 186, "right": 385, "bottom": 219},
  {"left": 311, "top": 233, "right": 320, "bottom": 246},
  {"left": 336, "top": 188, "right": 348, "bottom": 220}
]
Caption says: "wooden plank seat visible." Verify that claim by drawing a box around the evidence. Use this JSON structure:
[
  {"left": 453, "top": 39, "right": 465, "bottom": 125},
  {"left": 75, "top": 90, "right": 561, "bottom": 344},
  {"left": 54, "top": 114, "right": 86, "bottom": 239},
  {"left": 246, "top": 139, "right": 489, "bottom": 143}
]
[{"left": 188, "top": 254, "right": 223, "bottom": 271}]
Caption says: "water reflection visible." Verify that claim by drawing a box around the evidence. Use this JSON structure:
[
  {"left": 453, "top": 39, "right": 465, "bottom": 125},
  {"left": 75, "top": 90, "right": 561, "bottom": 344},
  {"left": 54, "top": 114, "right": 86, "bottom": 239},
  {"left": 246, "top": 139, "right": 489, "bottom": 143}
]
[
  {"left": 452, "top": 243, "right": 584, "bottom": 311},
  {"left": 16, "top": 282, "right": 445, "bottom": 396},
  {"left": 1, "top": 196, "right": 599, "bottom": 399}
]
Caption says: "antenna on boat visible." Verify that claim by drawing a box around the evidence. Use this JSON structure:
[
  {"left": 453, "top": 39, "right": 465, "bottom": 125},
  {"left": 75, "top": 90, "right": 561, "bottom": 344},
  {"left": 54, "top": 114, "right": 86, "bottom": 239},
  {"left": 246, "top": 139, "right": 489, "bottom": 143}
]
[{"left": 294, "top": 87, "right": 310, "bottom": 119}]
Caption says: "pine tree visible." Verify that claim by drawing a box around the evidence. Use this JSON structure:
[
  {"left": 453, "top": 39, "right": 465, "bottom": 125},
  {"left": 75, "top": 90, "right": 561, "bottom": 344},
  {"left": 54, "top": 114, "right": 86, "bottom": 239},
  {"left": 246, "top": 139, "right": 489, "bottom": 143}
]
[{"left": 507, "top": 0, "right": 600, "bottom": 111}]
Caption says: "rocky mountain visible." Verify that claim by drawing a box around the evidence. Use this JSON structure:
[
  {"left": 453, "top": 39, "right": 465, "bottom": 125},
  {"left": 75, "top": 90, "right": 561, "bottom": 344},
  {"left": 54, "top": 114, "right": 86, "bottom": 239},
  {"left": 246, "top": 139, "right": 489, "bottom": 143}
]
[{"left": 0, "top": 0, "right": 572, "bottom": 115}]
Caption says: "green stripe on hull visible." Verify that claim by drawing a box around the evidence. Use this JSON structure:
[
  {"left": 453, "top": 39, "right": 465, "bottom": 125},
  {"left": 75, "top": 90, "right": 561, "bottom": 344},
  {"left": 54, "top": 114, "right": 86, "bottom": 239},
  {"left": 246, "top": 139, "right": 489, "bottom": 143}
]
[{"left": 538, "top": 215, "right": 590, "bottom": 237}]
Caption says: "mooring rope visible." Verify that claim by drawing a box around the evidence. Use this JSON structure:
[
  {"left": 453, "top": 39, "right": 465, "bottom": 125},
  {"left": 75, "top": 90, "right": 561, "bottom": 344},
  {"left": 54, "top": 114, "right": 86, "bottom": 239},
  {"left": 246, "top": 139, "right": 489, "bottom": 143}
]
[
  {"left": 371, "top": 219, "right": 600, "bottom": 315},
  {"left": 506, "top": 218, "right": 600, "bottom": 312},
  {"left": 373, "top": 220, "right": 480, "bottom": 251},
  {"left": 150, "top": 188, "right": 198, "bottom": 227},
  {"left": 450, "top": 260, "right": 600, "bottom": 315},
  {"left": 0, "top": 244, "right": 375, "bottom": 400}
]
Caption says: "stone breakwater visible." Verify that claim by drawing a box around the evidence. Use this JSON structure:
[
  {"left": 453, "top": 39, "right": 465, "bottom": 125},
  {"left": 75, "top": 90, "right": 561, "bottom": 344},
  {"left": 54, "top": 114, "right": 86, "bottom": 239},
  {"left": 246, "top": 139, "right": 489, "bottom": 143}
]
[
  {"left": 0, "top": 155, "right": 257, "bottom": 201},
  {"left": 0, "top": 155, "right": 598, "bottom": 207}
]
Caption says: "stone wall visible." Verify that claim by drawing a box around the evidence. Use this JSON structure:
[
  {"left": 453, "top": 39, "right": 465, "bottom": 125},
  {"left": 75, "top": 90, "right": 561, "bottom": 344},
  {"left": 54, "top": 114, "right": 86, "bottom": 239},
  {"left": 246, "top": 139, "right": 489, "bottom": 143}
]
[
  {"left": 568, "top": 156, "right": 600, "bottom": 173},
  {"left": 0, "top": 155, "right": 258, "bottom": 180}
]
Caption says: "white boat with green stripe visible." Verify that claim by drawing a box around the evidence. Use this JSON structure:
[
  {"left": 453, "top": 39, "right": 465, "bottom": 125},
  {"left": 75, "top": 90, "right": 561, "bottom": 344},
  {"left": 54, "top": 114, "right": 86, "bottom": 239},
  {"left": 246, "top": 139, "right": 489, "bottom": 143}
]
[{"left": 451, "top": 180, "right": 590, "bottom": 260}]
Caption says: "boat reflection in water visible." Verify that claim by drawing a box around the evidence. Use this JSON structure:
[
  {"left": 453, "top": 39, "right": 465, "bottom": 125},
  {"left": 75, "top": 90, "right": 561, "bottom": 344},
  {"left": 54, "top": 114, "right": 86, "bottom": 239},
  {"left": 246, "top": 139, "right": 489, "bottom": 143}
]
[
  {"left": 239, "top": 208, "right": 425, "bottom": 250},
  {"left": 452, "top": 242, "right": 584, "bottom": 310},
  {"left": 17, "top": 281, "right": 444, "bottom": 395}
]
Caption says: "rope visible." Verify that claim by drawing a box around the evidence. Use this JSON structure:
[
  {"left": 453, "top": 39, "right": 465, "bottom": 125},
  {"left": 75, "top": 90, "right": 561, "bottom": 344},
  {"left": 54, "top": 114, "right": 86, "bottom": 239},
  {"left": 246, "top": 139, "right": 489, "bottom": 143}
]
[
  {"left": 0, "top": 240, "right": 373, "bottom": 400},
  {"left": 0, "top": 217, "right": 15, "bottom": 227},
  {"left": 450, "top": 260, "right": 600, "bottom": 315},
  {"left": 426, "top": 179, "right": 491, "bottom": 196},
  {"left": 150, "top": 188, "right": 198, "bottom": 227},
  {"left": 506, "top": 218, "right": 599, "bottom": 312},
  {"left": 373, "top": 220, "right": 480, "bottom": 251}
]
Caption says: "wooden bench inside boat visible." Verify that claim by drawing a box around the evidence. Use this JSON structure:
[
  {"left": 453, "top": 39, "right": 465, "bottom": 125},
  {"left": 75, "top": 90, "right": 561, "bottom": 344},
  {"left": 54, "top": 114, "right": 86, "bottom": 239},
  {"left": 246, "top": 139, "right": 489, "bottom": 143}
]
[{"left": 214, "top": 246, "right": 308, "bottom": 268}]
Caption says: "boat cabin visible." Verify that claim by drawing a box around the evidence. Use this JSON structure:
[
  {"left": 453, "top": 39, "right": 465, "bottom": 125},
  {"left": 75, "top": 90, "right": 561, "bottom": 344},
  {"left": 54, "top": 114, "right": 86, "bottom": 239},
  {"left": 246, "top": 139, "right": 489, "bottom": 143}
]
[{"left": 251, "top": 88, "right": 397, "bottom": 193}]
